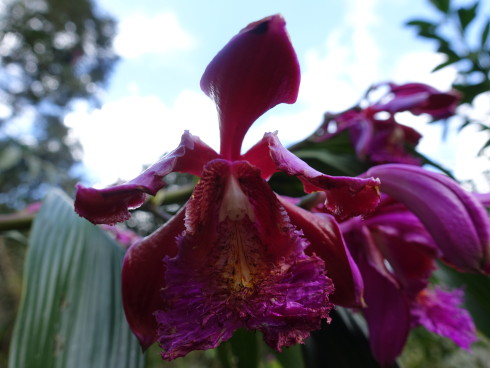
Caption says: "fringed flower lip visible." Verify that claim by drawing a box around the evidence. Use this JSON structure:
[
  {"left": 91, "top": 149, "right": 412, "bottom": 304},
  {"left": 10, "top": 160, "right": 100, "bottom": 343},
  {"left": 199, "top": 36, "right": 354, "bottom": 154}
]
[{"left": 74, "top": 14, "right": 381, "bottom": 358}]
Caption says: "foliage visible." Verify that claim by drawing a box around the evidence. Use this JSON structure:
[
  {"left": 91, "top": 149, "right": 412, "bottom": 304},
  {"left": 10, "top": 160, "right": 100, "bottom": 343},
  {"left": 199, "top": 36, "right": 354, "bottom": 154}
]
[
  {"left": 406, "top": 0, "right": 490, "bottom": 151},
  {"left": 0, "top": 0, "right": 118, "bottom": 210},
  {"left": 8, "top": 190, "right": 144, "bottom": 368}
]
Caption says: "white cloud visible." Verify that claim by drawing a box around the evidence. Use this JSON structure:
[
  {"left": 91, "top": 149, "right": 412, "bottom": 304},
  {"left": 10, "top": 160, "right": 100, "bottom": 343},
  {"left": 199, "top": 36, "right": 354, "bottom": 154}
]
[
  {"left": 65, "top": 91, "right": 218, "bottom": 186},
  {"left": 245, "top": 0, "right": 382, "bottom": 149},
  {"left": 390, "top": 51, "right": 456, "bottom": 89},
  {"left": 114, "top": 12, "right": 194, "bottom": 59}
]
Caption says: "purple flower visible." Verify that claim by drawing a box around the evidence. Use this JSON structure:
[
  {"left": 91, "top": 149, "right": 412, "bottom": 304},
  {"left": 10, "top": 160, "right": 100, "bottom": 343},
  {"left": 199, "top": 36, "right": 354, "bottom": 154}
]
[
  {"left": 371, "top": 82, "right": 460, "bottom": 119},
  {"left": 322, "top": 109, "right": 422, "bottom": 165},
  {"left": 342, "top": 197, "right": 477, "bottom": 365},
  {"left": 99, "top": 224, "right": 141, "bottom": 249},
  {"left": 317, "top": 82, "right": 460, "bottom": 165},
  {"left": 367, "top": 164, "right": 490, "bottom": 274},
  {"left": 412, "top": 287, "right": 476, "bottom": 350},
  {"left": 75, "top": 15, "right": 380, "bottom": 359}
]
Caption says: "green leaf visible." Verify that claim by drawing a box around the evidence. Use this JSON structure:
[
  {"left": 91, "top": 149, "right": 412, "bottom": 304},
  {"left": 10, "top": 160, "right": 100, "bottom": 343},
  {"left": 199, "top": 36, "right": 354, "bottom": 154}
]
[
  {"left": 481, "top": 19, "right": 490, "bottom": 47},
  {"left": 303, "top": 308, "right": 386, "bottom": 368},
  {"left": 453, "top": 80, "right": 490, "bottom": 104},
  {"left": 405, "top": 19, "right": 437, "bottom": 30},
  {"left": 294, "top": 150, "right": 366, "bottom": 176},
  {"left": 478, "top": 138, "right": 490, "bottom": 155},
  {"left": 229, "top": 329, "right": 259, "bottom": 368},
  {"left": 457, "top": 2, "right": 479, "bottom": 33},
  {"left": 0, "top": 144, "right": 23, "bottom": 171},
  {"left": 271, "top": 344, "right": 305, "bottom": 368},
  {"left": 429, "top": 0, "right": 451, "bottom": 14},
  {"left": 432, "top": 57, "right": 459, "bottom": 72},
  {"left": 8, "top": 190, "right": 145, "bottom": 368},
  {"left": 435, "top": 264, "right": 490, "bottom": 339}
]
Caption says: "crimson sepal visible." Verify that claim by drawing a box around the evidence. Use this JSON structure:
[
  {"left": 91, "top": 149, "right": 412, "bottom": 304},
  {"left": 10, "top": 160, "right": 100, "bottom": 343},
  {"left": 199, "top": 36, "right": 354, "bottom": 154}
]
[
  {"left": 261, "top": 132, "right": 380, "bottom": 220},
  {"left": 279, "top": 197, "right": 365, "bottom": 307},
  {"left": 121, "top": 207, "right": 185, "bottom": 350}
]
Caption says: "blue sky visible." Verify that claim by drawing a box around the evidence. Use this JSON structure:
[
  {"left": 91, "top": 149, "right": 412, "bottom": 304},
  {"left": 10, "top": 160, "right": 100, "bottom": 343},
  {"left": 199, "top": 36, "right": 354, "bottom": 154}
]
[{"left": 65, "top": 0, "right": 489, "bottom": 189}]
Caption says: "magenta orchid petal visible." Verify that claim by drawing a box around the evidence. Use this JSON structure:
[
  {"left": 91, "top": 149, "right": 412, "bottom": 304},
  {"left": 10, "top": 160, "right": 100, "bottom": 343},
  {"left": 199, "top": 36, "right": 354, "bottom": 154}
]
[
  {"left": 121, "top": 207, "right": 185, "bottom": 350},
  {"left": 75, "top": 131, "right": 218, "bottom": 224},
  {"left": 476, "top": 192, "right": 490, "bottom": 207},
  {"left": 200, "top": 15, "right": 300, "bottom": 160},
  {"left": 357, "top": 254, "right": 411, "bottom": 366},
  {"left": 265, "top": 132, "right": 381, "bottom": 220},
  {"left": 361, "top": 203, "right": 439, "bottom": 296},
  {"left": 367, "top": 164, "right": 490, "bottom": 274},
  {"left": 279, "top": 197, "right": 365, "bottom": 307},
  {"left": 242, "top": 135, "right": 278, "bottom": 180},
  {"left": 367, "top": 118, "right": 422, "bottom": 165},
  {"left": 411, "top": 287, "right": 477, "bottom": 349},
  {"left": 156, "top": 159, "right": 333, "bottom": 359},
  {"left": 372, "top": 82, "right": 460, "bottom": 119}
]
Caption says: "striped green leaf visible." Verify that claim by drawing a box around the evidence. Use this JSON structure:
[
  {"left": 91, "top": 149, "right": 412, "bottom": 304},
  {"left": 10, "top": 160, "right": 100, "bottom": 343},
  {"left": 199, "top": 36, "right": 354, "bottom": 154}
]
[{"left": 8, "top": 190, "right": 145, "bottom": 368}]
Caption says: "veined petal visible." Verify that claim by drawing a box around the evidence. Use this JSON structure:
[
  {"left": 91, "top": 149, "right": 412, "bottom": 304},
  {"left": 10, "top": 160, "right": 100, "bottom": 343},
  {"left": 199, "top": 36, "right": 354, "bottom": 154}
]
[
  {"left": 367, "top": 164, "right": 490, "bottom": 274},
  {"left": 156, "top": 159, "right": 333, "bottom": 360},
  {"left": 263, "top": 132, "right": 380, "bottom": 220},
  {"left": 121, "top": 207, "right": 185, "bottom": 350},
  {"left": 75, "top": 131, "right": 218, "bottom": 224},
  {"left": 279, "top": 197, "right": 365, "bottom": 307},
  {"left": 411, "top": 287, "right": 477, "bottom": 349},
  {"left": 200, "top": 15, "right": 300, "bottom": 160}
]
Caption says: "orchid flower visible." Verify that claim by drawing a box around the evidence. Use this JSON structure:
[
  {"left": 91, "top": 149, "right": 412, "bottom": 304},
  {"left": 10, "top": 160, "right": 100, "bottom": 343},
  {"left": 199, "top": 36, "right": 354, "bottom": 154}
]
[
  {"left": 371, "top": 82, "right": 460, "bottom": 119},
  {"left": 322, "top": 109, "right": 422, "bottom": 165},
  {"left": 317, "top": 82, "right": 459, "bottom": 165},
  {"left": 342, "top": 197, "right": 477, "bottom": 366},
  {"left": 367, "top": 164, "right": 490, "bottom": 274},
  {"left": 74, "top": 15, "right": 380, "bottom": 360}
]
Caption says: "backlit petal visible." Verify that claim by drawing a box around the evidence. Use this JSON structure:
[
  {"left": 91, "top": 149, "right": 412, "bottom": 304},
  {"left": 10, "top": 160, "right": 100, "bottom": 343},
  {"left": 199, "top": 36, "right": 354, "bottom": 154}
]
[{"left": 200, "top": 15, "right": 300, "bottom": 160}]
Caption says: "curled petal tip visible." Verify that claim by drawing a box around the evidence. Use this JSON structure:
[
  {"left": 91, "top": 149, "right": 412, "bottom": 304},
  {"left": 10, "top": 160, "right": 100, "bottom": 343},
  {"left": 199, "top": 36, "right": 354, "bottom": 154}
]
[
  {"left": 74, "top": 132, "right": 218, "bottom": 225},
  {"left": 74, "top": 183, "right": 145, "bottom": 225},
  {"left": 200, "top": 15, "right": 300, "bottom": 159},
  {"left": 263, "top": 133, "right": 380, "bottom": 220}
]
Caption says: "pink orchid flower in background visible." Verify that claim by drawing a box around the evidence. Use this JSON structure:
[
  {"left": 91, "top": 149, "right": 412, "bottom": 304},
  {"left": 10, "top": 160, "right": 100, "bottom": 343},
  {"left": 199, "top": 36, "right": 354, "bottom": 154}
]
[
  {"left": 342, "top": 196, "right": 477, "bottom": 365},
  {"left": 372, "top": 82, "right": 460, "bottom": 119},
  {"left": 74, "top": 15, "right": 380, "bottom": 360},
  {"left": 317, "top": 82, "right": 460, "bottom": 165},
  {"left": 322, "top": 108, "right": 423, "bottom": 165}
]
